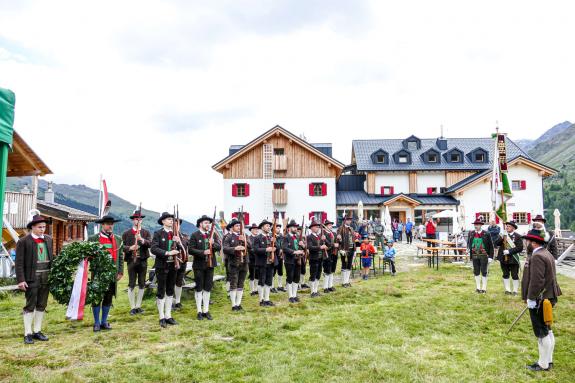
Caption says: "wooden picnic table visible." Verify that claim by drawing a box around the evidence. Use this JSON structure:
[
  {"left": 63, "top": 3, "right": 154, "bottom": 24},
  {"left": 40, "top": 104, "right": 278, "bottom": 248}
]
[
  {"left": 422, "top": 238, "right": 456, "bottom": 246},
  {"left": 416, "top": 244, "right": 468, "bottom": 269}
]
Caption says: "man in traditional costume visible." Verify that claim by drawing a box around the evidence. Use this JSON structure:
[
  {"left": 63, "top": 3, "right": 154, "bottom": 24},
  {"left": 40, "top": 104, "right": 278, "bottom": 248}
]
[{"left": 467, "top": 218, "right": 494, "bottom": 293}]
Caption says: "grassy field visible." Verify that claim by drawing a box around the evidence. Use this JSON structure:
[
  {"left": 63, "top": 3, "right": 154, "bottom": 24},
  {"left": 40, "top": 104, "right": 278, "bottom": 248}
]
[{"left": 0, "top": 260, "right": 573, "bottom": 383}]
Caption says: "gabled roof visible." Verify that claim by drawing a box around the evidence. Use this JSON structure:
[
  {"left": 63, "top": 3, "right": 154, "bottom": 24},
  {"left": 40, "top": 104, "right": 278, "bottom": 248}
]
[
  {"left": 7, "top": 131, "right": 52, "bottom": 177},
  {"left": 336, "top": 191, "right": 459, "bottom": 206},
  {"left": 37, "top": 201, "right": 98, "bottom": 222},
  {"left": 213, "top": 125, "right": 345, "bottom": 172},
  {"left": 446, "top": 155, "right": 557, "bottom": 193},
  {"left": 352, "top": 136, "right": 529, "bottom": 171}
]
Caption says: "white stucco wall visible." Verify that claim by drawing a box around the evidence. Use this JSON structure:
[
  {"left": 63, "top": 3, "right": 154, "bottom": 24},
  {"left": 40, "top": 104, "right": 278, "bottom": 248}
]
[
  {"left": 416, "top": 171, "right": 446, "bottom": 193},
  {"left": 223, "top": 178, "right": 336, "bottom": 225},
  {"left": 456, "top": 164, "right": 544, "bottom": 232},
  {"left": 373, "top": 172, "right": 410, "bottom": 194}
]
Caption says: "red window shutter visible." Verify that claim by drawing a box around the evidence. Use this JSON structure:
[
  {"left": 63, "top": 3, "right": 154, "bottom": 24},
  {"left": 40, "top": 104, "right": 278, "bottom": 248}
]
[
  {"left": 232, "top": 212, "right": 238, "bottom": 219},
  {"left": 321, "top": 212, "right": 327, "bottom": 222},
  {"left": 512, "top": 212, "right": 517, "bottom": 221},
  {"left": 380, "top": 186, "right": 385, "bottom": 195},
  {"left": 427, "top": 187, "right": 433, "bottom": 195},
  {"left": 309, "top": 212, "right": 314, "bottom": 220},
  {"left": 520, "top": 180, "right": 526, "bottom": 190},
  {"left": 244, "top": 183, "right": 250, "bottom": 196},
  {"left": 309, "top": 183, "right": 314, "bottom": 196},
  {"left": 232, "top": 183, "right": 238, "bottom": 197},
  {"left": 243, "top": 213, "right": 250, "bottom": 225},
  {"left": 321, "top": 183, "right": 327, "bottom": 196},
  {"left": 527, "top": 213, "right": 531, "bottom": 223},
  {"left": 390, "top": 186, "right": 395, "bottom": 195}
]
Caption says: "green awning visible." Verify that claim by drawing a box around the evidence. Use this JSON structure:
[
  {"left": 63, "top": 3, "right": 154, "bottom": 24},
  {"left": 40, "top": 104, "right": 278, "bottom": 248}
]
[
  {"left": 0, "top": 87, "right": 15, "bottom": 227},
  {"left": 0, "top": 88, "right": 15, "bottom": 146}
]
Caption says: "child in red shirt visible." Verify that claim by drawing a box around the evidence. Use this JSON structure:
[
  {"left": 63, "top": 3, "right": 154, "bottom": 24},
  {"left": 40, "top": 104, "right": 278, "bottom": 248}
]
[{"left": 360, "top": 236, "right": 376, "bottom": 280}]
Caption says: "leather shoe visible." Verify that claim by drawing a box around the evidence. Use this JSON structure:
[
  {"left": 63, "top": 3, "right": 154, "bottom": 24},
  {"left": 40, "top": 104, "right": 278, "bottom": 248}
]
[
  {"left": 159, "top": 319, "right": 167, "bottom": 328},
  {"left": 33, "top": 332, "right": 49, "bottom": 341},
  {"left": 526, "top": 363, "right": 548, "bottom": 371},
  {"left": 24, "top": 335, "right": 34, "bottom": 344},
  {"left": 166, "top": 318, "right": 178, "bottom": 325},
  {"left": 203, "top": 312, "right": 213, "bottom": 320},
  {"left": 101, "top": 323, "right": 112, "bottom": 330},
  {"left": 93, "top": 324, "right": 101, "bottom": 332}
]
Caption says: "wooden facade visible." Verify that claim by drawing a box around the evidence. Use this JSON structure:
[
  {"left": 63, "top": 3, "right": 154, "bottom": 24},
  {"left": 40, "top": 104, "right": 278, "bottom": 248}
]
[
  {"left": 409, "top": 171, "right": 417, "bottom": 193},
  {"left": 215, "top": 126, "right": 344, "bottom": 179},
  {"left": 445, "top": 171, "right": 477, "bottom": 187}
]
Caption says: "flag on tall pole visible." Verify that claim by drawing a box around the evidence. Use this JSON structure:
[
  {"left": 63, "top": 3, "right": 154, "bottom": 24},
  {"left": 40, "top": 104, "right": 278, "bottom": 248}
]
[{"left": 491, "top": 130, "right": 513, "bottom": 222}]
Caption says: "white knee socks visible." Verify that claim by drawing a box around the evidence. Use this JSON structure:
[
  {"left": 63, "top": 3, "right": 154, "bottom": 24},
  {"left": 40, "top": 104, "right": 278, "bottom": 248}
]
[
  {"left": 328, "top": 274, "right": 334, "bottom": 288},
  {"left": 157, "top": 297, "right": 166, "bottom": 320},
  {"left": 548, "top": 331, "right": 555, "bottom": 364},
  {"left": 195, "top": 291, "right": 202, "bottom": 313},
  {"left": 482, "top": 276, "right": 488, "bottom": 291},
  {"left": 277, "top": 276, "right": 283, "bottom": 288},
  {"left": 264, "top": 286, "right": 270, "bottom": 301},
  {"left": 512, "top": 279, "right": 519, "bottom": 294},
  {"left": 230, "top": 290, "right": 237, "bottom": 308},
  {"left": 538, "top": 335, "right": 553, "bottom": 369},
  {"left": 503, "top": 278, "right": 510, "bottom": 292},
  {"left": 236, "top": 289, "right": 243, "bottom": 306},
  {"left": 474, "top": 275, "right": 481, "bottom": 290},
  {"left": 323, "top": 275, "right": 330, "bottom": 289},
  {"left": 202, "top": 291, "right": 210, "bottom": 313},
  {"left": 128, "top": 288, "right": 136, "bottom": 309},
  {"left": 165, "top": 296, "right": 173, "bottom": 319},
  {"left": 136, "top": 288, "right": 144, "bottom": 309},
  {"left": 33, "top": 310, "right": 44, "bottom": 333},
  {"left": 23, "top": 311, "right": 34, "bottom": 336},
  {"left": 175, "top": 286, "right": 182, "bottom": 304},
  {"left": 258, "top": 285, "right": 264, "bottom": 301}
]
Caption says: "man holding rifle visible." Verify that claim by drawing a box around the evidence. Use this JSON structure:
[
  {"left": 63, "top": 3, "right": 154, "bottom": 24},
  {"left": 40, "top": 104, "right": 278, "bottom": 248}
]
[
  {"left": 282, "top": 219, "right": 306, "bottom": 303},
  {"left": 307, "top": 220, "right": 327, "bottom": 297},
  {"left": 122, "top": 209, "right": 152, "bottom": 315},
  {"left": 254, "top": 219, "right": 277, "bottom": 307},
  {"left": 337, "top": 216, "right": 355, "bottom": 288},
  {"left": 223, "top": 218, "right": 248, "bottom": 311},
  {"left": 272, "top": 222, "right": 286, "bottom": 293},
  {"left": 322, "top": 219, "right": 336, "bottom": 293},
  {"left": 521, "top": 229, "right": 561, "bottom": 371},
  {"left": 188, "top": 214, "right": 221, "bottom": 320},
  {"left": 247, "top": 223, "right": 260, "bottom": 296},
  {"left": 151, "top": 212, "right": 182, "bottom": 328},
  {"left": 494, "top": 220, "right": 523, "bottom": 296}
]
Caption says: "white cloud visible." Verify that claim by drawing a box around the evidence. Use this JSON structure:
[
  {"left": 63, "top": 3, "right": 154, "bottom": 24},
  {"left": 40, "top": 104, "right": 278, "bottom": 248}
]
[{"left": 1, "top": 0, "right": 573, "bottom": 221}]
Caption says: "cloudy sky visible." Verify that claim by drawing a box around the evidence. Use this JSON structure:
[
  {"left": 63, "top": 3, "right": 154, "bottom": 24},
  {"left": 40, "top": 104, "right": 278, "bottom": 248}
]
[{"left": 1, "top": 0, "right": 573, "bottom": 220}]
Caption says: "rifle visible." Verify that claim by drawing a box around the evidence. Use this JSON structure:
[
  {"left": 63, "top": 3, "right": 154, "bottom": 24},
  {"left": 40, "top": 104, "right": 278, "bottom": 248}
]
[
  {"left": 296, "top": 216, "right": 305, "bottom": 266},
  {"left": 172, "top": 205, "right": 187, "bottom": 270},
  {"left": 506, "top": 289, "right": 546, "bottom": 335},
  {"left": 281, "top": 215, "right": 289, "bottom": 260},
  {"left": 132, "top": 202, "right": 142, "bottom": 262},
  {"left": 320, "top": 224, "right": 329, "bottom": 260},
  {"left": 238, "top": 206, "right": 246, "bottom": 264},
  {"left": 268, "top": 213, "right": 278, "bottom": 264},
  {"left": 207, "top": 206, "right": 217, "bottom": 268}
]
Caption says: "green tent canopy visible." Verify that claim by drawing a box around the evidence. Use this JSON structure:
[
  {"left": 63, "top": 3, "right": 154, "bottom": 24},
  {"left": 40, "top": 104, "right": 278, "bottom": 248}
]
[{"left": 0, "top": 87, "right": 16, "bottom": 224}]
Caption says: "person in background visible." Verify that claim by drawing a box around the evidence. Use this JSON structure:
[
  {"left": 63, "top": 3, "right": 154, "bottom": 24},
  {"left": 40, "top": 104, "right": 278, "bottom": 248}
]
[
  {"left": 417, "top": 223, "right": 425, "bottom": 241},
  {"left": 531, "top": 214, "right": 559, "bottom": 259},
  {"left": 487, "top": 219, "right": 501, "bottom": 250},
  {"left": 397, "top": 221, "right": 404, "bottom": 243},
  {"left": 425, "top": 218, "right": 437, "bottom": 253},
  {"left": 384, "top": 240, "right": 397, "bottom": 276},
  {"left": 359, "top": 236, "right": 376, "bottom": 280},
  {"left": 405, "top": 218, "right": 414, "bottom": 245}
]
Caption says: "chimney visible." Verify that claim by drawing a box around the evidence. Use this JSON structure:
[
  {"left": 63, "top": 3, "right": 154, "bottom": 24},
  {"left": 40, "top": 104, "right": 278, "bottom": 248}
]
[{"left": 44, "top": 181, "right": 55, "bottom": 203}]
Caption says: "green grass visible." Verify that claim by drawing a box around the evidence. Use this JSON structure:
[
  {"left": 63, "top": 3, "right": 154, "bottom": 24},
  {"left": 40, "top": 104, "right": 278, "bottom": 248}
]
[{"left": 0, "top": 263, "right": 573, "bottom": 383}]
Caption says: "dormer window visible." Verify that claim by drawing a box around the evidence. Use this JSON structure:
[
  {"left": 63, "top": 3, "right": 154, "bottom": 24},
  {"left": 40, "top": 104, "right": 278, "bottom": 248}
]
[
  {"left": 421, "top": 148, "right": 441, "bottom": 164},
  {"left": 393, "top": 149, "right": 412, "bottom": 164},
  {"left": 402, "top": 135, "right": 421, "bottom": 150},
  {"left": 467, "top": 148, "right": 488, "bottom": 163},
  {"left": 444, "top": 148, "right": 464, "bottom": 163},
  {"left": 370, "top": 149, "right": 389, "bottom": 165}
]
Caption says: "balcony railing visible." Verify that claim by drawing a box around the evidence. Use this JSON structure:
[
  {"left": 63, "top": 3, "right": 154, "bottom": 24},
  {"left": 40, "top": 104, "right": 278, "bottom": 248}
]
[
  {"left": 274, "top": 155, "right": 287, "bottom": 171},
  {"left": 272, "top": 189, "right": 288, "bottom": 205}
]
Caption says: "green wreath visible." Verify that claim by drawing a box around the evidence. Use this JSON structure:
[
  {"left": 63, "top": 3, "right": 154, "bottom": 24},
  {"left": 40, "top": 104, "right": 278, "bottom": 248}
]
[{"left": 49, "top": 242, "right": 117, "bottom": 306}]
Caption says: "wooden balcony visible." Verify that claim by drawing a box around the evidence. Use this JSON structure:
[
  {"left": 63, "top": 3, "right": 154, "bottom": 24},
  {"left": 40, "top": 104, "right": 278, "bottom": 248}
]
[
  {"left": 274, "top": 155, "right": 287, "bottom": 171},
  {"left": 3, "top": 191, "right": 34, "bottom": 229},
  {"left": 272, "top": 189, "right": 288, "bottom": 205}
]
